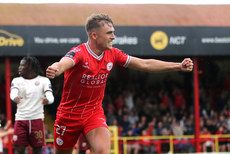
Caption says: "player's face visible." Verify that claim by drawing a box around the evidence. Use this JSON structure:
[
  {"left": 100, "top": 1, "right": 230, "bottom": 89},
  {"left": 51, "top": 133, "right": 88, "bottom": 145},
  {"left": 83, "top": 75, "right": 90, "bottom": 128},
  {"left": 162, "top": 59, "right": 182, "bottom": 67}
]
[
  {"left": 18, "top": 59, "right": 30, "bottom": 77},
  {"left": 95, "top": 22, "right": 115, "bottom": 51}
]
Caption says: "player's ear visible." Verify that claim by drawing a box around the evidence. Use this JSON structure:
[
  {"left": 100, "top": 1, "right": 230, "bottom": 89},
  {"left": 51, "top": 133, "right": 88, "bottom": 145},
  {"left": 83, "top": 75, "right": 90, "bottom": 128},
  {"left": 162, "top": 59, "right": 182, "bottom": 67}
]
[{"left": 91, "top": 31, "right": 97, "bottom": 40}]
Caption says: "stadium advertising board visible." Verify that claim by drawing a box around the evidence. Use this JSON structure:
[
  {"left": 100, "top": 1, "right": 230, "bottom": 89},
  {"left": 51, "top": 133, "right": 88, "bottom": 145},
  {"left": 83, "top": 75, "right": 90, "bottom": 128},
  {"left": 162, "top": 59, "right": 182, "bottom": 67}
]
[{"left": 0, "top": 26, "right": 230, "bottom": 56}]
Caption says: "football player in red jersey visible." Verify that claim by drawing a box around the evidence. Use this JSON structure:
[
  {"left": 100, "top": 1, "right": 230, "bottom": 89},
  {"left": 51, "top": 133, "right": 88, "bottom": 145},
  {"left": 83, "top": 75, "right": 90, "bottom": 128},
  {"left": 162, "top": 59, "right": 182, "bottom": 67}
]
[{"left": 46, "top": 14, "right": 193, "bottom": 154}]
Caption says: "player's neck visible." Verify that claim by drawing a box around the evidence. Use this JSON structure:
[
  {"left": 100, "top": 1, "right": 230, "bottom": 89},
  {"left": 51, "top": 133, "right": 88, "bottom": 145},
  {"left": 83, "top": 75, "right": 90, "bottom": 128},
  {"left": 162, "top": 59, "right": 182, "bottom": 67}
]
[
  {"left": 22, "top": 73, "right": 38, "bottom": 79},
  {"left": 87, "top": 41, "right": 103, "bottom": 56}
]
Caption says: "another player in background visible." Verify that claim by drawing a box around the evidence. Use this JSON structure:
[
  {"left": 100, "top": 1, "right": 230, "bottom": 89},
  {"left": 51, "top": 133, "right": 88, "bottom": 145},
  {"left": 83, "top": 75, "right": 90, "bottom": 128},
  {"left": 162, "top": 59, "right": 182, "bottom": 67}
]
[
  {"left": 72, "top": 133, "right": 91, "bottom": 154},
  {"left": 11, "top": 56, "right": 54, "bottom": 154},
  {"left": 46, "top": 13, "right": 193, "bottom": 154}
]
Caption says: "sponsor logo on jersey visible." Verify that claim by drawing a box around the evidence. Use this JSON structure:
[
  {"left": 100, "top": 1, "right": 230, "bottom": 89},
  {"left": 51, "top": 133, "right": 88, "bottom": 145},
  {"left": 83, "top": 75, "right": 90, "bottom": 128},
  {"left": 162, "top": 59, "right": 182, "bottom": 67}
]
[
  {"left": 65, "top": 51, "right": 75, "bottom": 58},
  {"left": 82, "top": 62, "right": 89, "bottom": 69},
  {"left": 106, "top": 62, "right": 113, "bottom": 71},
  {"left": 80, "top": 73, "right": 109, "bottom": 86},
  {"left": 71, "top": 48, "right": 80, "bottom": 52},
  {"left": 35, "top": 81, "right": 40, "bottom": 86},
  {"left": 49, "top": 84, "right": 52, "bottom": 89},
  {"left": 56, "top": 137, "right": 64, "bottom": 146}
]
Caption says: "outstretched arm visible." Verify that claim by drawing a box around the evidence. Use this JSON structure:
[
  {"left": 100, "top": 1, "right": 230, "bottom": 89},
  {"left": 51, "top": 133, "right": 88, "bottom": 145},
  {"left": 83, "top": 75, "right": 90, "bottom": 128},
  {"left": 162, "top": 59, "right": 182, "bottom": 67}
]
[
  {"left": 46, "top": 57, "right": 74, "bottom": 78},
  {"left": 127, "top": 57, "right": 193, "bottom": 72}
]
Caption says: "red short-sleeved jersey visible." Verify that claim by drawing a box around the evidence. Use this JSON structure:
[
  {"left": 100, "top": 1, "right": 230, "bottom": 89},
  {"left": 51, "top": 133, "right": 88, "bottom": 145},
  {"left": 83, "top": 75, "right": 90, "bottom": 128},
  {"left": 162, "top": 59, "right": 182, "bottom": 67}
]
[{"left": 57, "top": 43, "right": 131, "bottom": 120}]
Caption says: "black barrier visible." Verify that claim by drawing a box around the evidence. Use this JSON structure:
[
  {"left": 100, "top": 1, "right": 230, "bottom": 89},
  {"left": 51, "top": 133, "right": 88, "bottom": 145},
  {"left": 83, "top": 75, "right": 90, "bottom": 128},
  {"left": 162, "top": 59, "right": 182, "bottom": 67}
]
[{"left": 0, "top": 26, "right": 230, "bottom": 56}]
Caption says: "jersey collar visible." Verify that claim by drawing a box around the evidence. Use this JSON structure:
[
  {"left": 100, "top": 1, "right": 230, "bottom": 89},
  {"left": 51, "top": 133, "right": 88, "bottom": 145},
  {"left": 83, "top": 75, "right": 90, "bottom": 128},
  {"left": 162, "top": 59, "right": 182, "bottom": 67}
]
[{"left": 85, "top": 42, "right": 104, "bottom": 60}]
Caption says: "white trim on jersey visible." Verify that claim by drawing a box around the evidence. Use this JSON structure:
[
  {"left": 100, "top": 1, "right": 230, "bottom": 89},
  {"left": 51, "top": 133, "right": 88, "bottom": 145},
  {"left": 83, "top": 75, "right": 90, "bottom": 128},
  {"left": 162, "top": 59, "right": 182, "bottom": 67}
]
[
  {"left": 85, "top": 42, "right": 104, "bottom": 60},
  {"left": 61, "top": 57, "right": 75, "bottom": 66},
  {"left": 124, "top": 55, "right": 131, "bottom": 67}
]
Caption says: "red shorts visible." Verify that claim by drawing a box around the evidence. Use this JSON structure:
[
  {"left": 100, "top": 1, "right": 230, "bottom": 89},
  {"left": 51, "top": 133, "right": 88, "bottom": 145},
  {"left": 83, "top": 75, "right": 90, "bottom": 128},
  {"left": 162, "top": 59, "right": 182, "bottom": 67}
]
[
  {"left": 54, "top": 110, "right": 108, "bottom": 150},
  {"left": 13, "top": 119, "right": 45, "bottom": 147}
]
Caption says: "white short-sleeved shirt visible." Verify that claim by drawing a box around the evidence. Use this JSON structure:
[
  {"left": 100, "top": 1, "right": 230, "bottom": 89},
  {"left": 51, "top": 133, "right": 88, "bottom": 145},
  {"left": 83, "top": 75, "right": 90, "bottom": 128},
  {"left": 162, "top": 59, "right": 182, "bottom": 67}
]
[{"left": 11, "top": 75, "right": 53, "bottom": 120}]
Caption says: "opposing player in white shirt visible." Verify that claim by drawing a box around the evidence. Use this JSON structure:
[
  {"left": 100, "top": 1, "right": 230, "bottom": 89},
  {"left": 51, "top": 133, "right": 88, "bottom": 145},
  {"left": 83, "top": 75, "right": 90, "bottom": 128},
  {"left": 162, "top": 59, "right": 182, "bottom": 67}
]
[{"left": 10, "top": 56, "right": 54, "bottom": 154}]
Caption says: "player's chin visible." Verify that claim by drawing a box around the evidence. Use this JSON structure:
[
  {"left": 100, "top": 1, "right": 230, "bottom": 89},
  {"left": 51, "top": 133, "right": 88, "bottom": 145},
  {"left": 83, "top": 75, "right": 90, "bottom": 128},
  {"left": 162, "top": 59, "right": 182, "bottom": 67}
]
[
  {"left": 106, "top": 46, "right": 112, "bottom": 50},
  {"left": 107, "top": 42, "right": 113, "bottom": 49}
]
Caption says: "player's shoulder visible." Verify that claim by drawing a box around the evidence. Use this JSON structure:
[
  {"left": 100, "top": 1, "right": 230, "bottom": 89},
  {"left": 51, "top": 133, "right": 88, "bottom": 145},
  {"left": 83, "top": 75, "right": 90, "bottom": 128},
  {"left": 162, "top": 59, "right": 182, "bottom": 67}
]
[
  {"left": 69, "top": 44, "right": 86, "bottom": 53},
  {"left": 65, "top": 43, "right": 86, "bottom": 58},
  {"left": 110, "top": 47, "right": 127, "bottom": 55},
  {"left": 12, "top": 76, "right": 23, "bottom": 82},
  {"left": 37, "top": 75, "right": 51, "bottom": 82}
]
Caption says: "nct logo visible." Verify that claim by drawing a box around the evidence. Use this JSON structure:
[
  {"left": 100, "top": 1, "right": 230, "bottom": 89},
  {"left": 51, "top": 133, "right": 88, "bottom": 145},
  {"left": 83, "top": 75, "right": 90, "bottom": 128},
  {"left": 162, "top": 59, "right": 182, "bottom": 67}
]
[
  {"left": 150, "top": 31, "right": 168, "bottom": 50},
  {"left": 150, "top": 30, "right": 187, "bottom": 51},
  {"left": 0, "top": 30, "right": 24, "bottom": 47}
]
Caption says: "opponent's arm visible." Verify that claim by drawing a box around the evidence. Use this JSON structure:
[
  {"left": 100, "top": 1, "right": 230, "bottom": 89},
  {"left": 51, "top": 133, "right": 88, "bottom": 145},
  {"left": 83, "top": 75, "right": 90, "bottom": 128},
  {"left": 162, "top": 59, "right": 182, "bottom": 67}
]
[
  {"left": 46, "top": 57, "right": 74, "bottom": 78},
  {"left": 41, "top": 91, "right": 55, "bottom": 105},
  {"left": 127, "top": 57, "right": 193, "bottom": 72},
  {"left": 10, "top": 88, "right": 23, "bottom": 104}
]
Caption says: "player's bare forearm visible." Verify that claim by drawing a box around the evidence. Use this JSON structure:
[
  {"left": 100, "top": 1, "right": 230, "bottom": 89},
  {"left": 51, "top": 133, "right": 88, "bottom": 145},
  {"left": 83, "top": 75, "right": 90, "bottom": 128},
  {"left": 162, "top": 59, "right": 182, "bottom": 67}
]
[
  {"left": 128, "top": 57, "right": 193, "bottom": 72},
  {"left": 140, "top": 59, "right": 181, "bottom": 72},
  {"left": 46, "top": 62, "right": 62, "bottom": 78},
  {"left": 46, "top": 58, "right": 74, "bottom": 79}
]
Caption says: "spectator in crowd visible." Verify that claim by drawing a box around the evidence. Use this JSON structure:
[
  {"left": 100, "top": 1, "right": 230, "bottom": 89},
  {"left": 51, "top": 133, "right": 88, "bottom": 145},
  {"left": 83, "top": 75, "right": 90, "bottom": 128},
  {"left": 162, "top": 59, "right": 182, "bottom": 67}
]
[
  {"left": 127, "top": 109, "right": 139, "bottom": 125},
  {"left": 171, "top": 118, "right": 185, "bottom": 136},
  {"left": 138, "top": 115, "right": 148, "bottom": 130},
  {"left": 114, "top": 94, "right": 125, "bottom": 110},
  {"left": 201, "top": 127, "right": 215, "bottom": 152},
  {"left": 120, "top": 114, "right": 130, "bottom": 136},
  {"left": 139, "top": 129, "right": 155, "bottom": 153},
  {"left": 126, "top": 129, "right": 140, "bottom": 154},
  {"left": 148, "top": 117, "right": 157, "bottom": 136},
  {"left": 171, "top": 118, "right": 192, "bottom": 152},
  {"left": 216, "top": 114, "right": 227, "bottom": 129},
  {"left": 227, "top": 114, "right": 230, "bottom": 133},
  {"left": 162, "top": 115, "right": 171, "bottom": 130},
  {"left": 184, "top": 118, "right": 194, "bottom": 135},
  {"left": 106, "top": 110, "right": 117, "bottom": 126},
  {"left": 216, "top": 125, "right": 227, "bottom": 152},
  {"left": 124, "top": 91, "right": 135, "bottom": 112},
  {"left": 131, "top": 123, "right": 143, "bottom": 136},
  {"left": 205, "top": 118, "right": 217, "bottom": 134},
  {"left": 156, "top": 121, "right": 164, "bottom": 136},
  {"left": 217, "top": 91, "right": 228, "bottom": 113},
  {"left": 173, "top": 87, "right": 185, "bottom": 110},
  {"left": 0, "top": 120, "right": 14, "bottom": 154}
]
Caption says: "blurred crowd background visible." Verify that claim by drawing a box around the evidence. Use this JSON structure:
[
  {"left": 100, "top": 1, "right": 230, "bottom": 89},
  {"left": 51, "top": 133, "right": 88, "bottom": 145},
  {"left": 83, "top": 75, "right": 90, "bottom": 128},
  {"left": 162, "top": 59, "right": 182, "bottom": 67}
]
[{"left": 1, "top": 57, "right": 230, "bottom": 153}]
